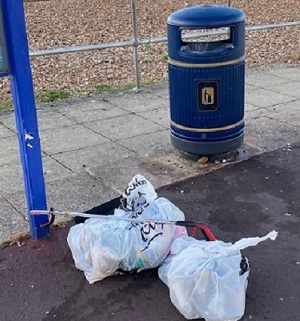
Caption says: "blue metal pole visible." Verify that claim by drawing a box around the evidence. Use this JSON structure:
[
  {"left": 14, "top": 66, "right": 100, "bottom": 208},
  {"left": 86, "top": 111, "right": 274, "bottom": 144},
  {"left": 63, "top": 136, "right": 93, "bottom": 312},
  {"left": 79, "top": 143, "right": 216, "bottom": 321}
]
[{"left": 1, "top": 0, "right": 49, "bottom": 238}]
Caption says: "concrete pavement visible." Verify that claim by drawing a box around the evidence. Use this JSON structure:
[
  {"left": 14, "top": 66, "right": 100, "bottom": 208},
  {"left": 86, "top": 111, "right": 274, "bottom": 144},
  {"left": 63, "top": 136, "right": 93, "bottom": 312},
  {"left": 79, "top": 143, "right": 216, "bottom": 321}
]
[{"left": 0, "top": 64, "right": 300, "bottom": 243}]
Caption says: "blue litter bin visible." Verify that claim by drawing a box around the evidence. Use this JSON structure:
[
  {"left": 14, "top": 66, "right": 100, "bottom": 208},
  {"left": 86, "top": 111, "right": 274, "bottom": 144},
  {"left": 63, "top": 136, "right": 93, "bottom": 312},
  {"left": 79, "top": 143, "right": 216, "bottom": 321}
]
[{"left": 167, "top": 5, "right": 245, "bottom": 155}]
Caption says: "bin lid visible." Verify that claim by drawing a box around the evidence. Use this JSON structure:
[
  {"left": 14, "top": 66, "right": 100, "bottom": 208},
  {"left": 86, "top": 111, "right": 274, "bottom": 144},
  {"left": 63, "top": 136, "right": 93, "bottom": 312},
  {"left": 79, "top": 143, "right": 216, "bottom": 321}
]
[{"left": 167, "top": 5, "right": 245, "bottom": 27}]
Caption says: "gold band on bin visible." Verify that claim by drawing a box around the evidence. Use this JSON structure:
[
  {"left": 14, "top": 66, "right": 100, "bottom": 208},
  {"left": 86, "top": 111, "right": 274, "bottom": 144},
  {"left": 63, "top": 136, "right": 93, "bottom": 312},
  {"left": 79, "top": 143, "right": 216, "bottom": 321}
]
[
  {"left": 168, "top": 55, "right": 245, "bottom": 68},
  {"left": 170, "top": 119, "right": 244, "bottom": 133}
]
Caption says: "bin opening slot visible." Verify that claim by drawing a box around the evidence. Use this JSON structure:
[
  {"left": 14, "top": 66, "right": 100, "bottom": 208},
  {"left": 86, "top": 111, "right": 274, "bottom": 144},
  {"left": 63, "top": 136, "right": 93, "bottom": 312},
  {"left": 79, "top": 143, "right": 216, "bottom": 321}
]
[{"left": 180, "top": 27, "right": 234, "bottom": 54}]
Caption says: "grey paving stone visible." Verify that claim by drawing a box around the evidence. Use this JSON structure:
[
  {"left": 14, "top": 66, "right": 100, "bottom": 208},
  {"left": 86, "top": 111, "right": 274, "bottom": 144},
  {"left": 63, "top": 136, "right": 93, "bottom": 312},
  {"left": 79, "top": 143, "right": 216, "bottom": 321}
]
[
  {"left": 42, "top": 155, "right": 73, "bottom": 181},
  {"left": 4, "top": 191, "right": 27, "bottom": 221},
  {"left": 0, "top": 155, "right": 73, "bottom": 198},
  {"left": 244, "top": 108, "right": 269, "bottom": 121},
  {"left": 136, "top": 148, "right": 234, "bottom": 189},
  {"left": 107, "top": 91, "right": 167, "bottom": 112},
  {"left": 45, "top": 172, "right": 118, "bottom": 214},
  {"left": 40, "top": 124, "right": 110, "bottom": 155},
  {"left": 0, "top": 162, "right": 24, "bottom": 197},
  {"left": 246, "top": 84, "right": 260, "bottom": 92},
  {"left": 246, "top": 88, "right": 295, "bottom": 108},
  {"left": 245, "top": 99, "right": 300, "bottom": 125},
  {"left": 0, "top": 112, "right": 16, "bottom": 132},
  {"left": 1, "top": 109, "right": 76, "bottom": 132},
  {"left": 51, "top": 142, "right": 135, "bottom": 172},
  {"left": 57, "top": 101, "right": 129, "bottom": 123},
  {"left": 90, "top": 155, "right": 163, "bottom": 195},
  {"left": 151, "top": 85, "right": 169, "bottom": 100},
  {"left": 267, "top": 82, "right": 300, "bottom": 98},
  {"left": 36, "top": 109, "right": 77, "bottom": 130},
  {"left": 137, "top": 107, "right": 170, "bottom": 128},
  {"left": 246, "top": 72, "right": 291, "bottom": 88},
  {"left": 271, "top": 67, "right": 300, "bottom": 81},
  {"left": 0, "top": 123, "right": 14, "bottom": 138},
  {"left": 265, "top": 100, "right": 300, "bottom": 127},
  {"left": 244, "top": 103, "right": 262, "bottom": 112},
  {"left": 87, "top": 114, "right": 164, "bottom": 141},
  {"left": 244, "top": 116, "right": 300, "bottom": 150},
  {"left": 0, "top": 135, "right": 20, "bottom": 166},
  {"left": 0, "top": 198, "right": 28, "bottom": 243},
  {"left": 117, "top": 129, "right": 171, "bottom": 157}
]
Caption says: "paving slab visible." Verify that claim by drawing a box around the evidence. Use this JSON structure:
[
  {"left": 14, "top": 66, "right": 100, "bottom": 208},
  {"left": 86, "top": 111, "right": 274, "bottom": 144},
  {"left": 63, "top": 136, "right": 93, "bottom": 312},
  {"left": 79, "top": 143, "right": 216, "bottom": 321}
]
[
  {"left": 150, "top": 84, "right": 169, "bottom": 100},
  {"left": 117, "top": 129, "right": 171, "bottom": 157},
  {"left": 42, "top": 154, "right": 74, "bottom": 180},
  {"left": 36, "top": 109, "right": 77, "bottom": 131},
  {"left": 87, "top": 114, "right": 165, "bottom": 141},
  {"left": 4, "top": 171, "right": 120, "bottom": 223},
  {"left": 0, "top": 123, "right": 15, "bottom": 138},
  {"left": 267, "top": 81, "right": 300, "bottom": 98},
  {"left": 245, "top": 72, "right": 290, "bottom": 88},
  {"left": 0, "top": 198, "right": 28, "bottom": 242},
  {"left": 40, "top": 124, "right": 110, "bottom": 155},
  {"left": 57, "top": 100, "right": 129, "bottom": 123},
  {"left": 45, "top": 171, "right": 120, "bottom": 215},
  {"left": 270, "top": 66, "right": 300, "bottom": 81},
  {"left": 0, "top": 154, "right": 73, "bottom": 199},
  {"left": 0, "top": 143, "right": 299, "bottom": 321},
  {"left": 265, "top": 100, "right": 300, "bottom": 126},
  {"left": 245, "top": 88, "right": 295, "bottom": 108},
  {"left": 0, "top": 162, "right": 24, "bottom": 197},
  {"left": 1, "top": 108, "right": 77, "bottom": 131},
  {"left": 244, "top": 103, "right": 262, "bottom": 112},
  {"left": 0, "top": 135, "right": 20, "bottom": 166},
  {"left": 107, "top": 90, "right": 167, "bottom": 112},
  {"left": 51, "top": 141, "right": 136, "bottom": 173},
  {"left": 244, "top": 115, "right": 300, "bottom": 151},
  {"left": 137, "top": 107, "right": 170, "bottom": 127},
  {"left": 0, "top": 112, "right": 16, "bottom": 133}
]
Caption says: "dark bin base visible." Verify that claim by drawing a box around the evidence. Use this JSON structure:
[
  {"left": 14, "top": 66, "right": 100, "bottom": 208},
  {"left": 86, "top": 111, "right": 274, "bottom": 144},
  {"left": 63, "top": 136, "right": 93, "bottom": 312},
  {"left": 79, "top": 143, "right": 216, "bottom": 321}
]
[{"left": 171, "top": 133, "right": 244, "bottom": 156}]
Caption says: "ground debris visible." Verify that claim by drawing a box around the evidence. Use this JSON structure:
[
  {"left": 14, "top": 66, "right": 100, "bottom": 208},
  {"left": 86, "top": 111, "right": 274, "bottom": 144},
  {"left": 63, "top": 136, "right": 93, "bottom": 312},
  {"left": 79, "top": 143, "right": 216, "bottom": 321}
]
[
  {"left": 197, "top": 156, "right": 209, "bottom": 165},
  {"left": 8, "top": 231, "right": 30, "bottom": 247}
]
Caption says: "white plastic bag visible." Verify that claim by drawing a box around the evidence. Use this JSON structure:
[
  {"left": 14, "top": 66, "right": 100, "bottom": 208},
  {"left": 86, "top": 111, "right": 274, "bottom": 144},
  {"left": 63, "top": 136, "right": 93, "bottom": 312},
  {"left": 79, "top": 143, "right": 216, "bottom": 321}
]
[
  {"left": 67, "top": 174, "right": 187, "bottom": 284},
  {"left": 158, "top": 231, "right": 278, "bottom": 321}
]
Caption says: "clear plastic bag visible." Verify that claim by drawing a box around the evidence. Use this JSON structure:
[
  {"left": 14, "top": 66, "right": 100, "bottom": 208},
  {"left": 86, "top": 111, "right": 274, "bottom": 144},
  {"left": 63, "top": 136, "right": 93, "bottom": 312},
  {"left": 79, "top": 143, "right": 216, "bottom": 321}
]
[
  {"left": 158, "top": 231, "right": 278, "bottom": 321},
  {"left": 67, "top": 175, "right": 187, "bottom": 284}
]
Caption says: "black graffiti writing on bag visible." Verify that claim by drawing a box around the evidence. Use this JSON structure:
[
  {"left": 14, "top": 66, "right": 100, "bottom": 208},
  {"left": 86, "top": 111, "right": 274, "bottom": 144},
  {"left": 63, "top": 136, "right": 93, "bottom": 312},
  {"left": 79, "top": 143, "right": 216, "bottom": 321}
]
[
  {"left": 139, "top": 221, "right": 165, "bottom": 252},
  {"left": 140, "top": 221, "right": 164, "bottom": 241},
  {"left": 128, "top": 220, "right": 165, "bottom": 250},
  {"left": 141, "top": 232, "right": 163, "bottom": 252},
  {"left": 131, "top": 192, "right": 149, "bottom": 213},
  {"left": 124, "top": 177, "right": 147, "bottom": 196},
  {"left": 119, "top": 196, "right": 128, "bottom": 210},
  {"left": 239, "top": 255, "right": 250, "bottom": 276},
  {"left": 128, "top": 202, "right": 149, "bottom": 230}
]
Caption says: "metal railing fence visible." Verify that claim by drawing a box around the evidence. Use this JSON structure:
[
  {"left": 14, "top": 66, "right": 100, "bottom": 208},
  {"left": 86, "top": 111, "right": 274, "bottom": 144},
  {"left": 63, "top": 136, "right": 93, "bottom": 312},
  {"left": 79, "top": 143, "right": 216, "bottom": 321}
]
[{"left": 28, "top": 0, "right": 300, "bottom": 90}]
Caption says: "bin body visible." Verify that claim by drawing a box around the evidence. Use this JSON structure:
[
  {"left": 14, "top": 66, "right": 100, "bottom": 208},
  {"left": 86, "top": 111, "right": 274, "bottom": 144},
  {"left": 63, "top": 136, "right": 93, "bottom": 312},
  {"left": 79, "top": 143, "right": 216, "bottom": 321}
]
[{"left": 167, "top": 5, "right": 245, "bottom": 155}]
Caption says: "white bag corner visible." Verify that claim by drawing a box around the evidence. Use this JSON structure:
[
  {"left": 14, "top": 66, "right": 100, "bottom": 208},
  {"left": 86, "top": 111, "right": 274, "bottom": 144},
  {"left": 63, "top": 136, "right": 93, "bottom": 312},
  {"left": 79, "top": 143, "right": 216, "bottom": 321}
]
[{"left": 158, "top": 231, "right": 278, "bottom": 321}]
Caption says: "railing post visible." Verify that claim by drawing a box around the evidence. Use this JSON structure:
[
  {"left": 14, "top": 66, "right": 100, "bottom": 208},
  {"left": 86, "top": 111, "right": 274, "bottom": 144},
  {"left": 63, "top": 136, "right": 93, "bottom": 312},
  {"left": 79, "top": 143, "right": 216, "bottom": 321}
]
[{"left": 131, "top": 0, "right": 141, "bottom": 91}]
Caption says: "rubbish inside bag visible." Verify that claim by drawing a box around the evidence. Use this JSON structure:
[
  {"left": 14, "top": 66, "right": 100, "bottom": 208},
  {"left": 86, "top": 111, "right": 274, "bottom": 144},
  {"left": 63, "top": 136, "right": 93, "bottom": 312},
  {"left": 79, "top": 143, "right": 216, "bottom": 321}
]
[
  {"left": 158, "top": 230, "right": 278, "bottom": 321},
  {"left": 67, "top": 174, "right": 188, "bottom": 284},
  {"left": 67, "top": 174, "right": 278, "bottom": 321}
]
